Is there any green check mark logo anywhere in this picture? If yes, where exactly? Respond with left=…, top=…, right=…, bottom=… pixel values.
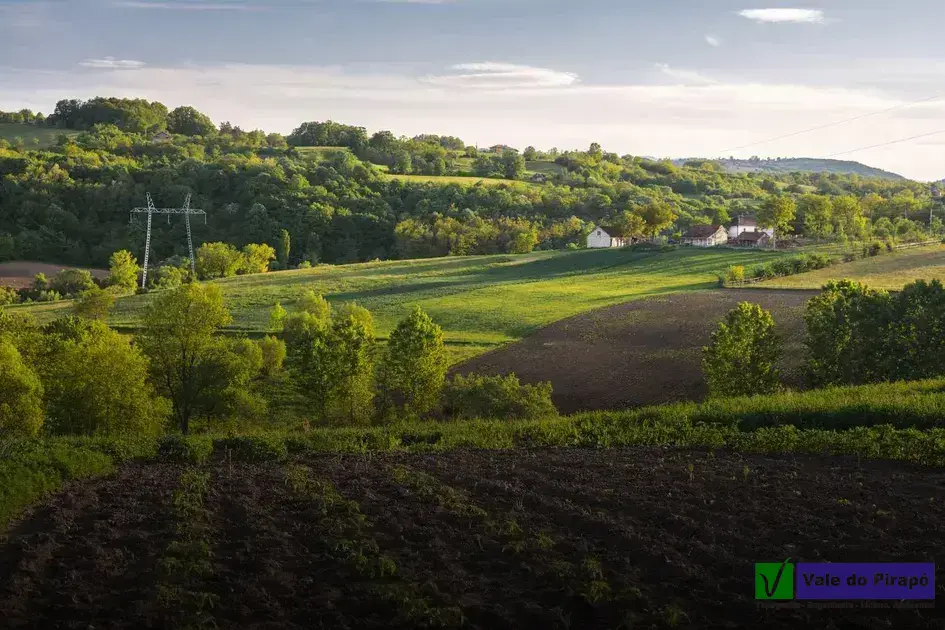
left=755, top=558, right=794, bottom=600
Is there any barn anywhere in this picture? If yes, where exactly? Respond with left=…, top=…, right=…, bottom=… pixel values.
left=680, top=225, right=727, bottom=247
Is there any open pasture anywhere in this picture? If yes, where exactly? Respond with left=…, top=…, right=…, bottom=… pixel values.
left=2, top=447, right=943, bottom=629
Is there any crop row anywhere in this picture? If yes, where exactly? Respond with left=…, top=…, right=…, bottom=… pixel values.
left=391, top=466, right=617, bottom=610
left=156, top=467, right=217, bottom=629
left=283, top=464, right=463, bottom=627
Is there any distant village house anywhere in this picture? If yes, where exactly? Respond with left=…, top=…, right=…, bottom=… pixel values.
left=680, top=225, right=727, bottom=248
left=151, top=131, right=172, bottom=143
left=586, top=225, right=634, bottom=248
left=727, top=214, right=773, bottom=240
left=732, top=230, right=770, bottom=248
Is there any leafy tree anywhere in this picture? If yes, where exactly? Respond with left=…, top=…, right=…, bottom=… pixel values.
left=296, top=289, right=331, bottom=318
left=886, top=280, right=945, bottom=381
left=195, top=242, right=242, bottom=279
left=284, top=311, right=336, bottom=420
left=500, top=151, right=526, bottom=180
left=239, top=243, right=276, bottom=274
left=799, top=194, right=833, bottom=239
left=50, top=268, right=96, bottom=297
left=269, top=301, right=287, bottom=332
left=0, top=338, right=44, bottom=438
left=107, top=250, right=140, bottom=290
left=0, top=287, right=18, bottom=306
left=137, top=283, right=233, bottom=434
left=166, top=106, right=216, bottom=136
left=831, top=196, right=867, bottom=239
left=190, top=338, right=266, bottom=430
left=443, top=373, right=556, bottom=421
left=804, top=280, right=893, bottom=386
left=523, top=146, right=538, bottom=160
left=328, top=311, right=375, bottom=425
left=72, top=286, right=115, bottom=320
left=378, top=307, right=447, bottom=418
left=32, top=273, right=48, bottom=292
left=757, top=195, right=796, bottom=245
left=639, top=201, right=678, bottom=236
left=702, top=302, right=781, bottom=397
left=278, top=229, right=291, bottom=266
left=258, top=335, right=286, bottom=377
left=44, top=321, right=168, bottom=436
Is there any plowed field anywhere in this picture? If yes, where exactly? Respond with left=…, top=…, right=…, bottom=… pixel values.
left=454, top=289, right=816, bottom=413
left=2, top=447, right=944, bottom=629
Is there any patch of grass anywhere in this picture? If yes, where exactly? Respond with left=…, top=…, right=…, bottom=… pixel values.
left=759, top=244, right=945, bottom=290
left=378, top=172, right=529, bottom=187
left=0, top=124, right=79, bottom=148
left=525, top=160, right=567, bottom=177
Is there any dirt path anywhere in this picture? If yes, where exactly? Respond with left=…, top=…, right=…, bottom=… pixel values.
left=453, top=289, right=817, bottom=413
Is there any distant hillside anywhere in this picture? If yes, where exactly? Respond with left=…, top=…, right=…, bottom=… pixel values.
left=0, top=123, right=78, bottom=148
left=673, top=157, right=906, bottom=181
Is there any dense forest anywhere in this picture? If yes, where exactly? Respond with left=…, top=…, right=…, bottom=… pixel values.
left=0, top=97, right=939, bottom=269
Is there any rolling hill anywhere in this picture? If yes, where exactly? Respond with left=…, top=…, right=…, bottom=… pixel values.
left=673, top=157, right=906, bottom=180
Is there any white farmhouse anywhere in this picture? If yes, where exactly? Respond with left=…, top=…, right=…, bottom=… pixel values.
left=680, top=225, right=728, bottom=247
left=587, top=225, right=633, bottom=248
left=728, top=214, right=774, bottom=239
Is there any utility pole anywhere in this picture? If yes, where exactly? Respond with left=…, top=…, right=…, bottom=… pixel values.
left=130, top=193, right=206, bottom=288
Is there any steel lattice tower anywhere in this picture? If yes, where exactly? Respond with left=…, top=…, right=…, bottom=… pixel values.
left=130, top=193, right=206, bottom=288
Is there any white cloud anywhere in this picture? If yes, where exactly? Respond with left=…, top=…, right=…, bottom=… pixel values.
left=738, top=9, right=825, bottom=24
left=114, top=1, right=263, bottom=10
left=79, top=57, right=146, bottom=70
left=4, top=62, right=945, bottom=180
left=656, top=63, right=717, bottom=86
left=705, top=35, right=721, bottom=47
left=421, top=62, right=579, bottom=89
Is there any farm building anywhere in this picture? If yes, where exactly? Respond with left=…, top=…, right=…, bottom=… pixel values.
left=681, top=225, right=727, bottom=247
left=732, top=230, right=770, bottom=247
left=586, top=225, right=634, bottom=248
left=728, top=214, right=773, bottom=239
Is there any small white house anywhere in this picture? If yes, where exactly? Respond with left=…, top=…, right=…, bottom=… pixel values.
left=681, top=225, right=728, bottom=247
left=728, top=214, right=774, bottom=239
left=587, top=225, right=632, bottom=248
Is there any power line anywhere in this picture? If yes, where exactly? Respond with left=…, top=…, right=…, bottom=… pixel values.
left=717, top=93, right=941, bottom=154
left=823, top=128, right=945, bottom=158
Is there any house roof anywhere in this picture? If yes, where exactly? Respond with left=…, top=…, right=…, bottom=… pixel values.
left=682, top=225, right=724, bottom=239
left=734, top=214, right=758, bottom=226
left=597, top=225, right=633, bottom=238
left=735, top=230, right=769, bottom=242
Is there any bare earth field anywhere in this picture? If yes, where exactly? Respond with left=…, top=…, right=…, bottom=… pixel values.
left=1, top=448, right=944, bottom=629
left=455, top=288, right=816, bottom=414
left=0, top=261, right=108, bottom=289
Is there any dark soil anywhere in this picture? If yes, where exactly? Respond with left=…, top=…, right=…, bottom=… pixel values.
left=453, top=288, right=816, bottom=413
left=0, top=261, right=108, bottom=290
left=2, top=448, right=945, bottom=629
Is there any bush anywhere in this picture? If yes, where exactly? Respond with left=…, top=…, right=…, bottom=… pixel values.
left=259, top=335, right=286, bottom=376
left=703, top=302, right=782, bottom=397
left=298, top=260, right=313, bottom=269
left=0, top=339, right=44, bottom=438
left=0, top=286, right=19, bottom=305
left=49, top=268, right=96, bottom=297
left=216, top=435, right=287, bottom=462
left=36, top=289, right=62, bottom=302
left=726, top=265, right=745, bottom=283
left=443, top=373, right=557, bottom=421
left=157, top=434, right=213, bottom=464
left=72, top=286, right=116, bottom=320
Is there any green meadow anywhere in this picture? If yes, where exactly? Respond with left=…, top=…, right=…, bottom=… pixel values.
left=0, top=123, right=78, bottom=147
left=11, top=247, right=793, bottom=362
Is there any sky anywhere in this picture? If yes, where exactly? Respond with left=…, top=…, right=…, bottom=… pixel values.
left=1, top=0, right=944, bottom=180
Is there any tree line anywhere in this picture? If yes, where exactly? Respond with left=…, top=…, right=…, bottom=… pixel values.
left=0, top=282, right=555, bottom=440
left=703, top=278, right=945, bottom=398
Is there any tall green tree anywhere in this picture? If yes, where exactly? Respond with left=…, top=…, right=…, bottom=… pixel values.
left=702, top=302, right=781, bottom=397
left=278, top=229, right=291, bottom=266
left=107, top=250, right=140, bottom=291
left=166, top=105, right=216, bottom=136
left=0, top=338, right=44, bottom=438
left=757, top=195, right=796, bottom=246
left=72, top=286, right=116, bottom=320
left=378, top=307, right=447, bottom=418
left=137, top=283, right=234, bottom=434
left=799, top=194, right=834, bottom=239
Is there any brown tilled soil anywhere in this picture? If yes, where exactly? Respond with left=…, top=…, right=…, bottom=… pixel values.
left=2, top=448, right=945, bottom=629
left=453, top=288, right=817, bottom=413
left=0, top=261, right=108, bottom=289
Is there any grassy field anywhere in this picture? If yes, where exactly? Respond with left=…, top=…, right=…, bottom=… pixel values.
left=758, top=243, right=945, bottom=290
left=379, top=172, right=528, bottom=187
left=0, top=123, right=78, bottom=148
left=10, top=247, right=793, bottom=361
left=525, top=160, right=567, bottom=177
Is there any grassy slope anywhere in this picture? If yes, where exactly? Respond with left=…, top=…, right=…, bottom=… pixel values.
left=0, top=123, right=78, bottom=147
left=758, top=244, right=945, bottom=290
left=379, top=172, right=528, bottom=187
left=11, top=247, right=792, bottom=357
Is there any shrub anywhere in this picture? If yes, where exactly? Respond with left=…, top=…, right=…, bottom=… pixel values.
left=157, top=435, right=213, bottom=464
left=72, top=286, right=116, bottom=320
left=216, top=435, right=287, bottom=462
left=703, top=302, right=781, bottom=398
left=298, top=260, right=313, bottom=269
left=296, top=289, right=331, bottom=318
left=443, top=373, right=556, bottom=421
left=378, top=307, right=447, bottom=419
left=195, top=242, right=242, bottom=279
left=107, top=250, right=140, bottom=290
left=868, top=241, right=883, bottom=256
left=726, top=265, right=745, bottom=283
left=36, top=289, right=61, bottom=302
left=50, top=268, right=96, bottom=297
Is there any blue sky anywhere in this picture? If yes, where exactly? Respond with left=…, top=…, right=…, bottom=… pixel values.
left=2, top=0, right=944, bottom=179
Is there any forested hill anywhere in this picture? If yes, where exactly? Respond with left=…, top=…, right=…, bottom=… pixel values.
left=0, top=97, right=936, bottom=269
left=713, top=158, right=905, bottom=180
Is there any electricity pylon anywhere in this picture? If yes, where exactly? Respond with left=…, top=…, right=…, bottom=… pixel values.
left=130, top=193, right=206, bottom=288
